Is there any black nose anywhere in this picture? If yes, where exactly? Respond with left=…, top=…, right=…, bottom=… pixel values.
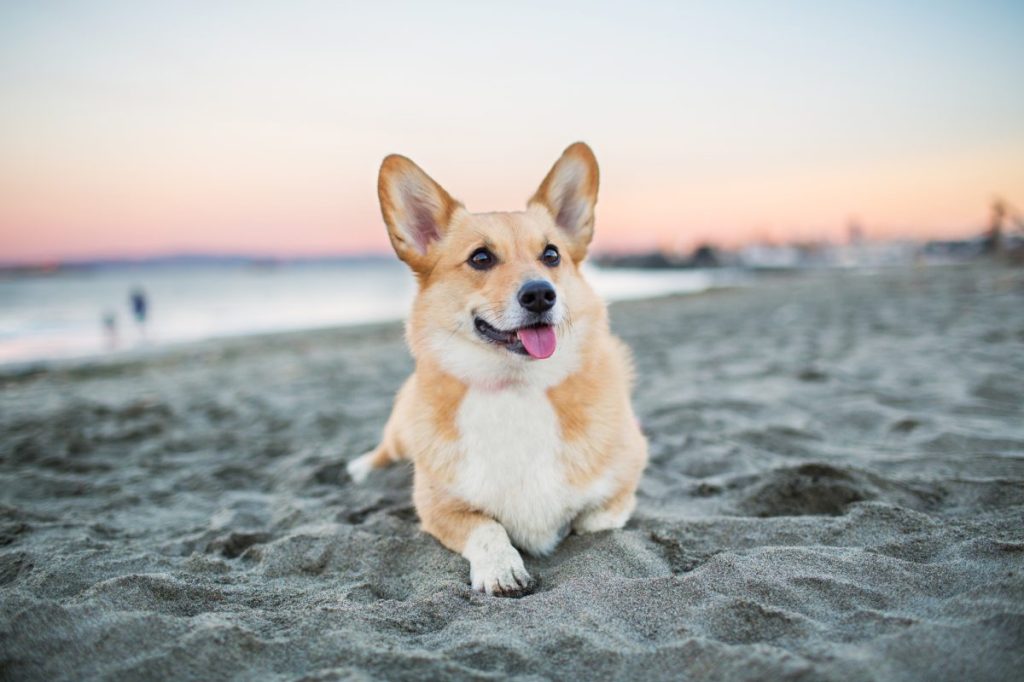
left=518, top=280, right=556, bottom=313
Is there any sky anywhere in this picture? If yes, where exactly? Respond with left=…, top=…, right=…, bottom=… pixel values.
left=1, top=1, right=1023, bottom=263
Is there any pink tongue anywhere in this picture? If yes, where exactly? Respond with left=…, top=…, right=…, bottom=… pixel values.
left=517, top=325, right=557, bottom=359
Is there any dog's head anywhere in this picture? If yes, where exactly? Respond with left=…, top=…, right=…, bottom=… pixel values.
left=378, top=142, right=605, bottom=384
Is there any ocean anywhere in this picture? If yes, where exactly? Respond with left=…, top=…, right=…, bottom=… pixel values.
left=0, top=260, right=738, bottom=365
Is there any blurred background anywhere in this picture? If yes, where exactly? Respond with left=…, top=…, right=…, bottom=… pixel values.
left=2, top=0, right=1022, bottom=364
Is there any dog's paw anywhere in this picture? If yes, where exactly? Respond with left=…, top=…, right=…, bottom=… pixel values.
left=346, top=452, right=375, bottom=484
left=572, top=507, right=629, bottom=534
left=470, top=549, right=535, bottom=597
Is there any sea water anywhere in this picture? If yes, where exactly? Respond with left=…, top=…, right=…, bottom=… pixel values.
left=0, top=260, right=737, bottom=365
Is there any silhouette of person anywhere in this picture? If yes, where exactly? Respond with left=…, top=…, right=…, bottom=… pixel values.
left=130, top=287, right=148, bottom=339
left=102, top=310, right=119, bottom=349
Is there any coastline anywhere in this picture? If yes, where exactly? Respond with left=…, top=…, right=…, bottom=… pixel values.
left=0, top=262, right=742, bottom=368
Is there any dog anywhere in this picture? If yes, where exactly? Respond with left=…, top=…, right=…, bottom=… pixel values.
left=347, top=142, right=648, bottom=597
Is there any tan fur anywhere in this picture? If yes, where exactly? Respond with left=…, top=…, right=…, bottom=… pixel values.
left=352, top=142, right=648, bottom=596
left=548, top=333, right=637, bottom=488
left=529, top=142, right=600, bottom=263
left=413, top=467, right=488, bottom=554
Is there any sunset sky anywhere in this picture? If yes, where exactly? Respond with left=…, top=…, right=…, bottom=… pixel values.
left=2, top=1, right=1023, bottom=263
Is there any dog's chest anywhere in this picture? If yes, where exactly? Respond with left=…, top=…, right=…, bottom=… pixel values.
left=452, top=386, right=580, bottom=553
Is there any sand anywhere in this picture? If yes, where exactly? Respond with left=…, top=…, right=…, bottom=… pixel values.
left=2, top=264, right=1023, bottom=681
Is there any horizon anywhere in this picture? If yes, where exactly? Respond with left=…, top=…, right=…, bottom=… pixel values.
left=0, top=229, right=983, bottom=270
left=2, top=1, right=1023, bottom=263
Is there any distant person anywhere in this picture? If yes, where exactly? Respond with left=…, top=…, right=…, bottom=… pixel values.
left=101, top=310, right=119, bottom=349
left=130, top=287, right=148, bottom=339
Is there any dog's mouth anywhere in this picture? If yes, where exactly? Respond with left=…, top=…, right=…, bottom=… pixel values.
left=474, top=317, right=557, bottom=360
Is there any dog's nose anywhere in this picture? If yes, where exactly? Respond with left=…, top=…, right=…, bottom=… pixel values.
left=518, top=280, right=556, bottom=313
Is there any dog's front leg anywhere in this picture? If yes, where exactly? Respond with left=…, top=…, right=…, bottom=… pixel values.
left=414, top=471, right=535, bottom=597
left=462, top=521, right=534, bottom=597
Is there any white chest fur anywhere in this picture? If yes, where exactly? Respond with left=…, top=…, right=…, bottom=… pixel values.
left=453, top=386, right=596, bottom=555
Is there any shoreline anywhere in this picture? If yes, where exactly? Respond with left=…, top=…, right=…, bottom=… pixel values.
left=0, top=269, right=760, bottom=380
left=3, top=261, right=978, bottom=374
left=0, top=262, right=749, bottom=371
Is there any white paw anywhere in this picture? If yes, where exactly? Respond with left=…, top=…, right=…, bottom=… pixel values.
left=572, top=507, right=630, bottom=534
left=463, top=523, right=536, bottom=597
left=346, top=452, right=375, bottom=484
left=470, top=549, right=535, bottom=597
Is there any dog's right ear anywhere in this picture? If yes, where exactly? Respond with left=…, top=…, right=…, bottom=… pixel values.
left=378, top=154, right=461, bottom=271
left=528, top=142, right=599, bottom=262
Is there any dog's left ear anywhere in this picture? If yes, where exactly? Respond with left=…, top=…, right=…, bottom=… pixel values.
left=378, top=154, right=462, bottom=273
left=529, top=142, right=600, bottom=261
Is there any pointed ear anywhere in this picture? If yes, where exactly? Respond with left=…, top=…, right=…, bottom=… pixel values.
left=528, top=142, right=599, bottom=261
left=378, top=154, right=462, bottom=270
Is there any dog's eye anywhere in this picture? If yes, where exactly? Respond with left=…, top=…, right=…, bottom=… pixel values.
left=541, top=245, right=560, bottom=267
left=468, top=248, right=496, bottom=270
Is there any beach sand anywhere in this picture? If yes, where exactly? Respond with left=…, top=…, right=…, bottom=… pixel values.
left=2, top=264, right=1023, bottom=681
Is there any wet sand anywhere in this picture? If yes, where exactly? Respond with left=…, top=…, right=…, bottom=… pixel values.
left=2, top=264, right=1023, bottom=681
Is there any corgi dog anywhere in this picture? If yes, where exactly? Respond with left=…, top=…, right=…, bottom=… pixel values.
left=347, top=142, right=648, bottom=597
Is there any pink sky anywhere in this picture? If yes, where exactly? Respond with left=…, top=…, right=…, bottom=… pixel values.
left=2, top=2, right=1022, bottom=263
